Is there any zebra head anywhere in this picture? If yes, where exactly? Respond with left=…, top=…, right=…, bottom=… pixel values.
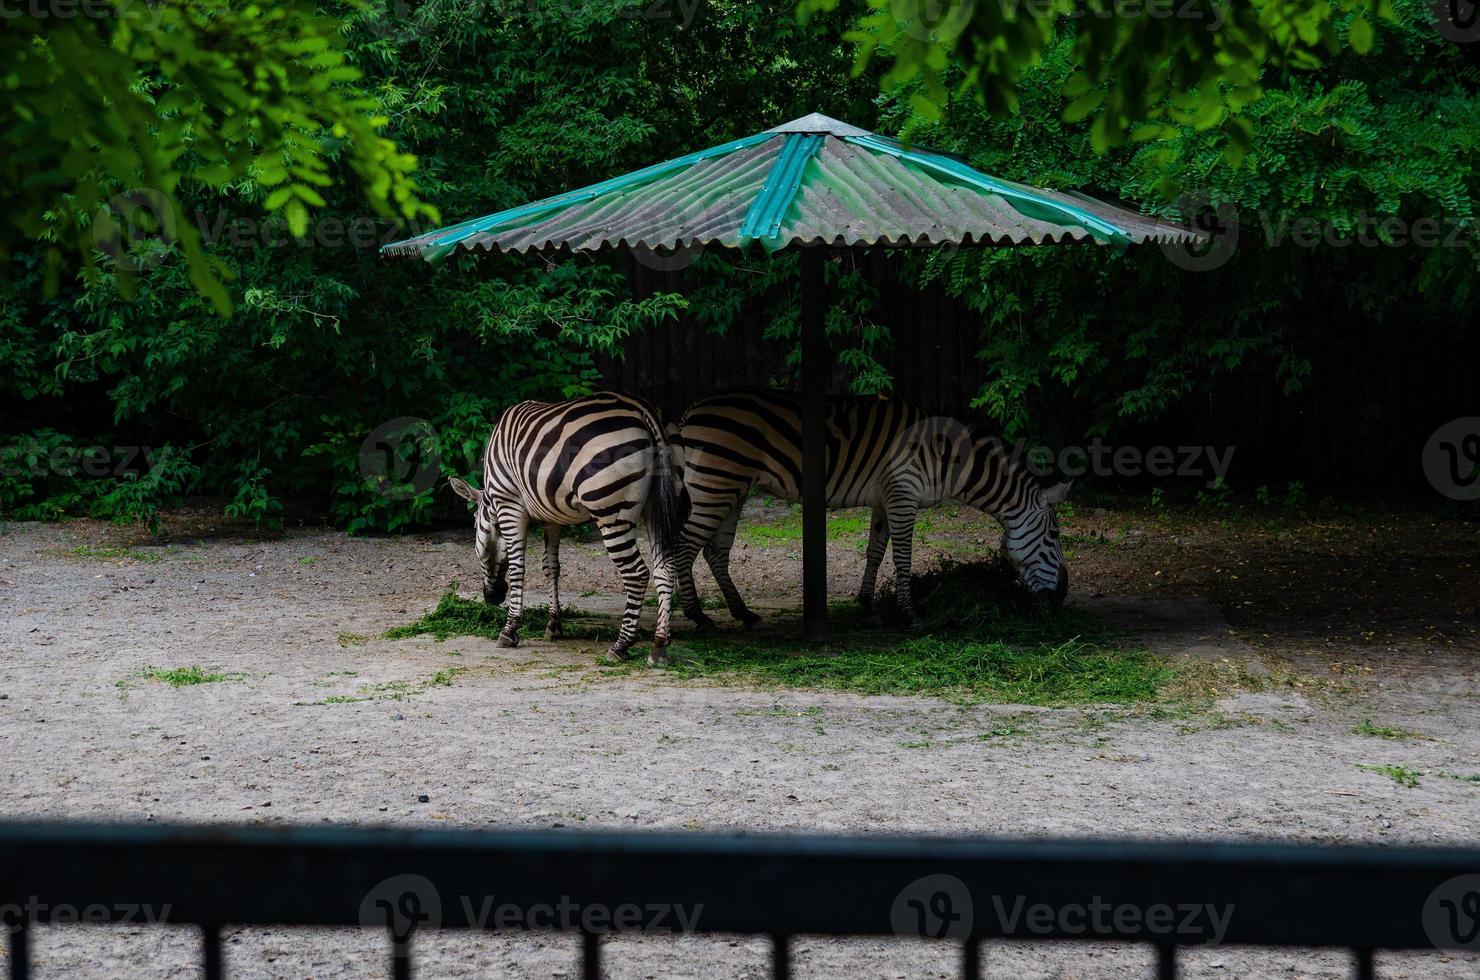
left=949, top=433, right=1071, bottom=609
left=448, top=476, right=507, bottom=605
left=999, top=480, right=1071, bottom=609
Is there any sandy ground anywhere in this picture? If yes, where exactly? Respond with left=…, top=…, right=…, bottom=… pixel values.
left=2, top=502, right=1478, bottom=979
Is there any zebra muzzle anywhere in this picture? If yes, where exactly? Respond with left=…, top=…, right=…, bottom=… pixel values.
left=484, top=579, right=508, bottom=605
left=1040, top=565, right=1069, bottom=611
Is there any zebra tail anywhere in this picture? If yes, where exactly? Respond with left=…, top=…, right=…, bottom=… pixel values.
left=643, top=416, right=688, bottom=560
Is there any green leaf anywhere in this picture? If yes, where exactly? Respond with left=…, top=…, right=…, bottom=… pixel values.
left=284, top=200, right=308, bottom=239
left=1063, top=90, right=1104, bottom=124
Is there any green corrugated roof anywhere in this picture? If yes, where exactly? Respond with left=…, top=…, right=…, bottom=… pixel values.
left=382, top=113, right=1201, bottom=261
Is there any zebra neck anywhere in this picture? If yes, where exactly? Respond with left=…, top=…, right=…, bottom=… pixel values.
left=957, top=442, right=1038, bottom=523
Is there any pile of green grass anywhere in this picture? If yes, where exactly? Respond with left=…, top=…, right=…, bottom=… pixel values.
left=140, top=666, right=239, bottom=687
left=64, top=545, right=168, bottom=563
left=659, top=632, right=1168, bottom=706
left=384, top=592, right=611, bottom=642
left=657, top=562, right=1167, bottom=706
left=875, top=557, right=1047, bottom=630
left=384, top=562, right=1176, bottom=707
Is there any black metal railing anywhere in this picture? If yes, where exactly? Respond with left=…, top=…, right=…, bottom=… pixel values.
left=1, top=822, right=1477, bottom=979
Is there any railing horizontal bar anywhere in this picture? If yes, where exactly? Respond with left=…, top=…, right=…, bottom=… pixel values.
left=0, top=822, right=1475, bottom=951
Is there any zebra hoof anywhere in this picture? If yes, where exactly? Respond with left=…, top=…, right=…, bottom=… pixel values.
left=687, top=611, right=718, bottom=632
left=496, top=631, right=520, bottom=648
left=544, top=623, right=563, bottom=641
left=905, top=618, right=926, bottom=632
left=647, top=644, right=672, bottom=666
left=739, top=613, right=765, bottom=631
left=606, top=642, right=633, bottom=662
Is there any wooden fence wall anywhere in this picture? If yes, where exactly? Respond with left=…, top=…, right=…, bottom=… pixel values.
left=601, top=256, right=1478, bottom=491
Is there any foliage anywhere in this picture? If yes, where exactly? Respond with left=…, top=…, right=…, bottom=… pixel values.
left=3, top=0, right=436, bottom=312
left=1, top=429, right=197, bottom=531
left=875, top=2, right=1480, bottom=440
left=3, top=0, right=878, bottom=532
left=682, top=251, right=895, bottom=394
left=802, top=0, right=1393, bottom=167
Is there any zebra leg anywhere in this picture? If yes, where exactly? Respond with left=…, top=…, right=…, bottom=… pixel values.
left=597, top=517, right=648, bottom=661
left=541, top=525, right=563, bottom=640
left=885, top=492, right=924, bottom=629
left=703, top=502, right=761, bottom=628
left=495, top=508, right=530, bottom=648
left=648, top=549, right=675, bottom=666
left=677, top=484, right=748, bottom=629
left=675, top=539, right=715, bottom=631
left=858, top=505, right=890, bottom=624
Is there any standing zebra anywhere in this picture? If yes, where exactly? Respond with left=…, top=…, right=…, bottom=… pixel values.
left=449, top=392, right=686, bottom=664
left=672, top=387, right=1070, bottom=630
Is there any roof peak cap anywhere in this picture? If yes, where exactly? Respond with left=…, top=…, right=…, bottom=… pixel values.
left=766, top=113, right=872, bottom=137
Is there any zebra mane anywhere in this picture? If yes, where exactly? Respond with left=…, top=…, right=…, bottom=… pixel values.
left=964, top=428, right=1055, bottom=504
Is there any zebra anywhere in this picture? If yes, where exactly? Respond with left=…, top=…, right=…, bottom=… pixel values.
left=671, top=387, right=1071, bottom=630
left=448, top=392, right=686, bottom=664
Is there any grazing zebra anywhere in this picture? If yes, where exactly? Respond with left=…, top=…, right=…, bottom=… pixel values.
left=449, top=392, right=686, bottom=663
left=672, top=387, right=1070, bottom=629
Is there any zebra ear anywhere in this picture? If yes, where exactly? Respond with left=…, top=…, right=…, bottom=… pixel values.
left=448, top=476, right=479, bottom=502
left=1042, top=480, right=1073, bottom=506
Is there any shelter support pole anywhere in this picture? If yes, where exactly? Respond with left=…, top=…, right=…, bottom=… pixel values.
left=800, top=248, right=829, bottom=642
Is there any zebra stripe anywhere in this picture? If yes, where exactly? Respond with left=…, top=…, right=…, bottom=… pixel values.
left=450, top=392, right=685, bottom=663
left=672, top=387, right=1069, bottom=629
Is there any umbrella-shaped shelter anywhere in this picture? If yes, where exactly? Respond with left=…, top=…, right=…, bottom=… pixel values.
left=383, top=112, right=1200, bottom=639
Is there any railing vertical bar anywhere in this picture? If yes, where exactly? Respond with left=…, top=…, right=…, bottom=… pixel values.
left=1156, top=943, right=1176, bottom=980
left=582, top=931, right=601, bottom=980
left=962, top=937, right=981, bottom=980
left=772, top=933, right=790, bottom=980
left=8, top=920, right=28, bottom=980
left=1354, top=948, right=1375, bottom=980
left=391, top=929, right=411, bottom=980
left=202, top=924, right=223, bottom=980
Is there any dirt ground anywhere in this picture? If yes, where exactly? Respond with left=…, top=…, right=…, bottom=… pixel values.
left=2, top=499, right=1478, bottom=979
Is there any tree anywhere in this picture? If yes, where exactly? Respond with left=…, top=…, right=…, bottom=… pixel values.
left=2, top=0, right=436, bottom=313
left=802, top=0, right=1396, bottom=169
